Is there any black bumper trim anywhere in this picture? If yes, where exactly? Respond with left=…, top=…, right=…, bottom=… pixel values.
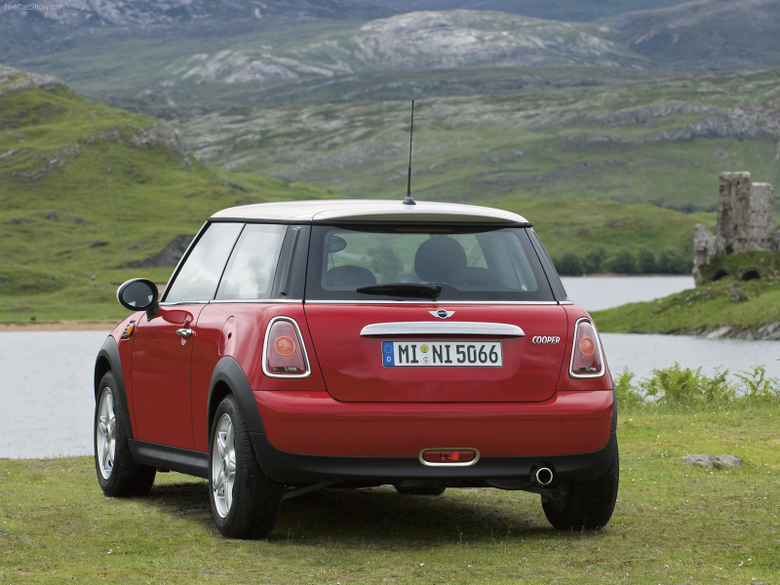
left=250, top=432, right=616, bottom=486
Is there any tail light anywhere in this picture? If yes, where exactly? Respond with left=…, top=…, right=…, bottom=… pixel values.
left=262, top=317, right=311, bottom=378
left=569, top=318, right=605, bottom=379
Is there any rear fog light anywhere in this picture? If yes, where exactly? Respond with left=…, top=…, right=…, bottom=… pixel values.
left=420, top=449, right=479, bottom=466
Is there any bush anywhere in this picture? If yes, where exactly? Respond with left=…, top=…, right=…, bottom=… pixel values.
left=614, top=368, right=644, bottom=411
left=557, top=250, right=583, bottom=276
left=642, top=363, right=734, bottom=409
left=656, top=248, right=693, bottom=274
left=637, top=248, right=656, bottom=274
left=582, top=247, right=605, bottom=273
left=734, top=365, right=780, bottom=405
left=607, top=249, right=637, bottom=274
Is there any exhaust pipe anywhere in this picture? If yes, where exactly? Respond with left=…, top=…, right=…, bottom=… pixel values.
left=532, top=467, right=554, bottom=487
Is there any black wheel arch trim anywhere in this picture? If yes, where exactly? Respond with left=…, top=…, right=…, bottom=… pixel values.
left=94, top=335, right=135, bottom=441
left=207, top=356, right=266, bottom=446
left=249, top=432, right=617, bottom=486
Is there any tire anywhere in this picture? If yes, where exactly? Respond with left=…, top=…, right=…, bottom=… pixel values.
left=542, top=440, right=619, bottom=531
left=394, top=484, right=446, bottom=496
left=94, top=371, right=156, bottom=497
left=209, top=395, right=282, bottom=539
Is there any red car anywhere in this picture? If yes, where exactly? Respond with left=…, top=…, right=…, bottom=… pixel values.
left=93, top=199, right=618, bottom=539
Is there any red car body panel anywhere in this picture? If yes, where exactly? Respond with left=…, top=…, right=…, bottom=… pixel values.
left=255, top=389, right=613, bottom=457
left=189, top=302, right=328, bottom=452
left=303, top=303, right=568, bottom=403
left=130, top=305, right=203, bottom=449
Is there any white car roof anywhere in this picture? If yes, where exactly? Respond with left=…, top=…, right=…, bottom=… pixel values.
left=210, top=199, right=530, bottom=224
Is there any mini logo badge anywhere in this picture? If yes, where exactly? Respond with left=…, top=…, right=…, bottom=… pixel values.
left=429, top=309, right=455, bottom=320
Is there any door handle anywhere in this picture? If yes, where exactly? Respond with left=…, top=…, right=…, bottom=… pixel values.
left=176, top=328, right=195, bottom=339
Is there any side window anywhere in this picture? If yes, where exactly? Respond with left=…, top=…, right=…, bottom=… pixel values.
left=164, top=222, right=244, bottom=303
left=216, top=224, right=287, bottom=300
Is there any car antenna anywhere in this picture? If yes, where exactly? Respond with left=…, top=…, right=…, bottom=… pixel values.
left=403, top=99, right=416, bottom=206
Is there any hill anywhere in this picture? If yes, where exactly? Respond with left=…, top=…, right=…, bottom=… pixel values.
left=1, top=64, right=722, bottom=323
left=0, top=65, right=331, bottom=323
left=172, top=66, right=780, bottom=213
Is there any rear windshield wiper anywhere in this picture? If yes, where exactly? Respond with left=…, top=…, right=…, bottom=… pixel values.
left=356, top=283, right=442, bottom=299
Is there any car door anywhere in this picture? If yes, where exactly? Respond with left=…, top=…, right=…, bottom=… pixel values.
left=130, top=222, right=244, bottom=449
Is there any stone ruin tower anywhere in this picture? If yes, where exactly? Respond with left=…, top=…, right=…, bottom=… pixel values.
left=692, top=172, right=778, bottom=285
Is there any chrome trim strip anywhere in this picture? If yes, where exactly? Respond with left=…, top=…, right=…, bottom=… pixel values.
left=305, top=300, right=561, bottom=306
left=419, top=448, right=481, bottom=468
left=360, top=322, right=525, bottom=337
left=262, top=316, right=312, bottom=379
left=568, top=318, right=606, bottom=379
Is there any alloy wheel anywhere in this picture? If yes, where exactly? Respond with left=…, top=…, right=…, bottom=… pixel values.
left=211, top=413, right=236, bottom=518
left=96, top=387, right=116, bottom=480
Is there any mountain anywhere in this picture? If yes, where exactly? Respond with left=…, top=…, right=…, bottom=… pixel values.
left=352, top=0, right=693, bottom=22
left=3, top=0, right=780, bottom=96
left=607, top=0, right=780, bottom=71
left=0, top=0, right=393, bottom=29
left=0, top=65, right=330, bottom=322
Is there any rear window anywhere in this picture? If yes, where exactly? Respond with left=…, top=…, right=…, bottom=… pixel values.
left=306, top=225, right=555, bottom=302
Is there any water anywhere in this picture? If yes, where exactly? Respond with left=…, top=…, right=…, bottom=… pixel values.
left=0, top=276, right=777, bottom=459
left=560, top=275, right=695, bottom=312
left=0, top=330, right=108, bottom=459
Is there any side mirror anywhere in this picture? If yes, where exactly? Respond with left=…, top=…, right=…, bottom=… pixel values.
left=117, top=278, right=160, bottom=320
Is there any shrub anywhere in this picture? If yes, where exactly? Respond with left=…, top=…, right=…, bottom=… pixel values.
left=557, top=250, right=583, bottom=276
left=641, top=363, right=734, bottom=409
left=637, top=248, right=656, bottom=274
left=582, top=246, right=605, bottom=273
left=614, top=367, right=644, bottom=411
left=607, top=249, right=637, bottom=274
left=734, top=365, right=780, bottom=405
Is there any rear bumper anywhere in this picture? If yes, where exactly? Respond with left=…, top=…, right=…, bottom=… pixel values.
left=251, top=389, right=615, bottom=485
left=250, top=431, right=617, bottom=486
left=254, top=389, right=614, bottom=458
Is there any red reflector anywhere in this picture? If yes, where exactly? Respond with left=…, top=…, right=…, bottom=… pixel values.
left=422, top=450, right=476, bottom=464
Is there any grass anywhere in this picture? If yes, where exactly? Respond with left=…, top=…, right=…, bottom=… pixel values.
left=1, top=405, right=778, bottom=584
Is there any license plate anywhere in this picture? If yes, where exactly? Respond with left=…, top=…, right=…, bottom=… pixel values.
left=382, top=341, right=502, bottom=367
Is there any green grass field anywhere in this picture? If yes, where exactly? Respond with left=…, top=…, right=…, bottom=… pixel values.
left=2, top=406, right=778, bottom=584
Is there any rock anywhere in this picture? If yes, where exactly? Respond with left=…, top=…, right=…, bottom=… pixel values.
left=90, top=240, right=108, bottom=248
left=692, top=224, right=716, bottom=286
left=728, top=281, right=745, bottom=301
left=681, top=454, right=743, bottom=469
left=705, top=325, right=733, bottom=339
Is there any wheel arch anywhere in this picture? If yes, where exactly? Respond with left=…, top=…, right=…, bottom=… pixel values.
left=207, top=356, right=266, bottom=446
left=94, top=335, right=134, bottom=440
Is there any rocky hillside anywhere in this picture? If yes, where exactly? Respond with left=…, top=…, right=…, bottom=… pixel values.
left=174, top=66, right=780, bottom=211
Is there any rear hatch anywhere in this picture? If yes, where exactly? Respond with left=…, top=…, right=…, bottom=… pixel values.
left=304, top=303, right=568, bottom=403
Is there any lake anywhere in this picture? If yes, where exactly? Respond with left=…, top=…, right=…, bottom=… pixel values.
left=1, top=275, right=778, bottom=459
